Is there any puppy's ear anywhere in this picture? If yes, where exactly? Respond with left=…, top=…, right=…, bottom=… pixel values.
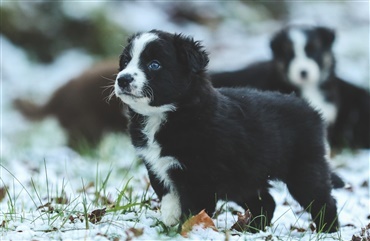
left=316, top=27, right=335, bottom=49
left=174, top=34, right=209, bottom=73
left=270, top=31, right=286, bottom=58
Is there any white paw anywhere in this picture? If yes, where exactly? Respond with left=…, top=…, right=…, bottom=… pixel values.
left=161, top=192, right=181, bottom=226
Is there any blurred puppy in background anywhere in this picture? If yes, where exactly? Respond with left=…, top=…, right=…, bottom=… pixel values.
left=14, top=61, right=128, bottom=152
left=212, top=25, right=370, bottom=150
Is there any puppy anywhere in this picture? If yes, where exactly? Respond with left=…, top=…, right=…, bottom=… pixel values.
left=114, top=30, right=339, bottom=233
left=212, top=25, right=370, bottom=150
left=14, top=61, right=128, bottom=151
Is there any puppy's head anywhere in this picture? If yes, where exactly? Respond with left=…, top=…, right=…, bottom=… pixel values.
left=270, top=26, right=335, bottom=88
left=115, top=30, right=209, bottom=116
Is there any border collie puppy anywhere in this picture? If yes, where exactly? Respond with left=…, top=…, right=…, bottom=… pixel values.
left=114, top=30, right=339, bottom=233
left=14, top=61, right=127, bottom=151
left=212, top=26, right=369, bottom=150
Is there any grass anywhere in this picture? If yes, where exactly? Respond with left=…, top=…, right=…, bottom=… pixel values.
left=0, top=165, right=361, bottom=241
left=0, top=166, right=347, bottom=241
left=1, top=132, right=367, bottom=240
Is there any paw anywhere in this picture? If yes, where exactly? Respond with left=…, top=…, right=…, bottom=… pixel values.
left=161, top=193, right=181, bottom=226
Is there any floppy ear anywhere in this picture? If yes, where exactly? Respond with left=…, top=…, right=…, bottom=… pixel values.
left=173, top=33, right=209, bottom=74
left=270, top=31, right=286, bottom=58
left=316, top=27, right=335, bottom=49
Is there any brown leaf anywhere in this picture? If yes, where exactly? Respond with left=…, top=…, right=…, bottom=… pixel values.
left=231, top=210, right=253, bottom=232
left=265, top=234, right=273, bottom=241
left=181, top=209, right=217, bottom=237
left=127, top=227, right=144, bottom=237
left=290, top=225, right=306, bottom=232
left=309, top=223, right=316, bottom=232
left=52, top=195, right=69, bottom=205
left=89, top=208, right=106, bottom=224
left=0, top=186, right=8, bottom=202
left=351, top=235, right=362, bottom=241
left=77, top=182, right=94, bottom=193
left=0, top=220, right=6, bottom=228
left=37, top=202, right=54, bottom=213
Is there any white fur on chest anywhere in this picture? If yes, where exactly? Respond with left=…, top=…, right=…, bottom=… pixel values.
left=302, top=86, right=338, bottom=125
left=136, top=113, right=182, bottom=190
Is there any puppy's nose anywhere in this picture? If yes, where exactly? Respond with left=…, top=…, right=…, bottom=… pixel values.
left=300, top=70, right=308, bottom=79
left=117, top=74, right=134, bottom=89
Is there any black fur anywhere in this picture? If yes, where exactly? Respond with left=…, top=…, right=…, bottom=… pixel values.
left=116, top=30, right=339, bottom=233
left=211, top=26, right=370, bottom=150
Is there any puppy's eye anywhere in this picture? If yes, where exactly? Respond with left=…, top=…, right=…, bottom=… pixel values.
left=148, top=60, right=161, bottom=71
left=121, top=59, right=130, bottom=68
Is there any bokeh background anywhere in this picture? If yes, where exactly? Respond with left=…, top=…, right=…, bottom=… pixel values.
left=1, top=2, right=369, bottom=240
left=2, top=1, right=369, bottom=151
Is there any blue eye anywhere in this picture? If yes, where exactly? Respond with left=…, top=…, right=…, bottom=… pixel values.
left=148, top=60, right=161, bottom=71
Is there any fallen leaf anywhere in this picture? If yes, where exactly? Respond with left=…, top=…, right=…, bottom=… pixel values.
left=89, top=208, right=106, bottom=224
left=127, top=227, right=144, bottom=237
left=309, top=223, right=316, bottom=232
left=37, top=202, right=54, bottom=213
left=351, top=235, right=362, bottom=241
left=0, top=220, right=6, bottom=228
left=265, top=234, right=273, bottom=241
left=52, top=195, right=69, bottom=204
left=181, top=209, right=217, bottom=237
left=231, top=210, right=253, bottom=232
left=290, top=225, right=306, bottom=232
left=77, top=182, right=94, bottom=193
left=0, top=186, right=8, bottom=202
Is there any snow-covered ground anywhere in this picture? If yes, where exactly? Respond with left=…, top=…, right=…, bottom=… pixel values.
left=1, top=2, right=369, bottom=240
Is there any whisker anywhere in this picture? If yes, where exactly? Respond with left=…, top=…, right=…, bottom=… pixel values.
left=108, top=91, right=118, bottom=103
left=143, top=85, right=154, bottom=102
left=101, top=83, right=115, bottom=90
left=101, top=75, right=116, bottom=83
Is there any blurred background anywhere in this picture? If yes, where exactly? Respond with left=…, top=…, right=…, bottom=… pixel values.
left=1, top=3, right=369, bottom=239
left=1, top=0, right=369, bottom=157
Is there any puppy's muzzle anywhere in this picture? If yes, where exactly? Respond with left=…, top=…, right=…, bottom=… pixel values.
left=117, top=74, right=134, bottom=90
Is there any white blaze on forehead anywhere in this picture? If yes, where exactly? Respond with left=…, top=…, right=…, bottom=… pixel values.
left=287, top=28, right=320, bottom=87
left=289, top=29, right=307, bottom=58
left=115, top=33, right=158, bottom=109
left=117, top=32, right=158, bottom=79
left=130, top=32, right=159, bottom=62
left=288, top=29, right=337, bottom=125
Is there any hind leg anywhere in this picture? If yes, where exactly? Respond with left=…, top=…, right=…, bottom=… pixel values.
left=286, top=162, right=338, bottom=233
left=237, top=190, right=276, bottom=232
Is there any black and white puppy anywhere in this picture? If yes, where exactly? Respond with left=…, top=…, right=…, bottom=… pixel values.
left=212, top=25, right=370, bottom=150
left=114, top=30, right=339, bottom=233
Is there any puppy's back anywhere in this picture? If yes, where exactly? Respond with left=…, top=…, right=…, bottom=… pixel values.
left=218, top=87, right=325, bottom=170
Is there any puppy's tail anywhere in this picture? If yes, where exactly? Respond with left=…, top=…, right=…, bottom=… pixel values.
left=331, top=172, right=345, bottom=189
left=13, top=99, right=49, bottom=121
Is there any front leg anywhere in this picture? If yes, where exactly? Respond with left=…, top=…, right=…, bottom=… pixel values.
left=146, top=164, right=168, bottom=200
left=146, top=166, right=181, bottom=226
left=161, top=191, right=182, bottom=226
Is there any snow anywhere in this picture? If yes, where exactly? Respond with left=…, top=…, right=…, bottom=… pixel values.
left=1, top=2, right=369, bottom=240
